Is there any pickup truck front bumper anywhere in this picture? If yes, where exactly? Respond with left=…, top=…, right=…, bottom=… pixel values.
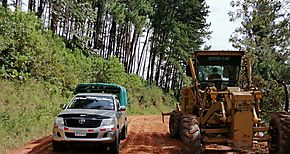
left=52, top=126, right=117, bottom=143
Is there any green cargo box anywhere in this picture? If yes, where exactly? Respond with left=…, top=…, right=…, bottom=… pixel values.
left=74, top=83, right=128, bottom=107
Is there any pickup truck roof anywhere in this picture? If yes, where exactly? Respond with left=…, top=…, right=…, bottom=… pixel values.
left=74, top=83, right=128, bottom=107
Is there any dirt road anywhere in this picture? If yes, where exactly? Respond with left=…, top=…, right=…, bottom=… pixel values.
left=8, top=115, right=191, bottom=154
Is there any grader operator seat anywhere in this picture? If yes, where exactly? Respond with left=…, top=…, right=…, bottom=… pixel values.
left=187, top=50, right=244, bottom=90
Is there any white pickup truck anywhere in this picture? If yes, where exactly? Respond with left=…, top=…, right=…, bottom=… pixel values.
left=52, top=92, right=128, bottom=154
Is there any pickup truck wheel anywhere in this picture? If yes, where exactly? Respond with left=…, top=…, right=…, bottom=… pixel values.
left=52, top=141, right=64, bottom=152
left=109, top=133, right=120, bottom=154
left=120, top=123, right=128, bottom=140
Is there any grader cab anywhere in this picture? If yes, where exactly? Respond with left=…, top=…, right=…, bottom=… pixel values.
left=166, top=50, right=275, bottom=153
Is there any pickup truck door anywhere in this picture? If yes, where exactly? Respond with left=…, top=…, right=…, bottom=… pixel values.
left=116, top=99, right=124, bottom=131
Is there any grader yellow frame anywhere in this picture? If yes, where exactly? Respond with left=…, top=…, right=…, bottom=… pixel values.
left=165, top=50, right=271, bottom=152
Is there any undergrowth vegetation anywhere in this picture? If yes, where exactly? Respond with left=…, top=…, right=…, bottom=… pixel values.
left=0, top=8, right=175, bottom=153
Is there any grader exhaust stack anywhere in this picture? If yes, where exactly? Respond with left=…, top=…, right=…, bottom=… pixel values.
left=164, top=50, right=275, bottom=153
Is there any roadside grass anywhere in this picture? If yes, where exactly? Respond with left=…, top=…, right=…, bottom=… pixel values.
left=0, top=79, right=65, bottom=154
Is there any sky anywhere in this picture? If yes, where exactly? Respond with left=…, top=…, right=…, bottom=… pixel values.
left=205, top=0, right=241, bottom=50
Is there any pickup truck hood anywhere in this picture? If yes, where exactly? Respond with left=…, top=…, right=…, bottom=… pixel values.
left=58, top=109, right=115, bottom=118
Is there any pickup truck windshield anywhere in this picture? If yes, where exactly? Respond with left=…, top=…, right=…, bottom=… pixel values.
left=68, top=96, right=115, bottom=110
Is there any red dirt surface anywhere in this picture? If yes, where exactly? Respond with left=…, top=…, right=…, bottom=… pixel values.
left=7, top=115, right=191, bottom=154
left=7, top=115, right=268, bottom=154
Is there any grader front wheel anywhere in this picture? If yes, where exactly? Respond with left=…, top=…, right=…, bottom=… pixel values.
left=269, top=112, right=290, bottom=154
left=180, top=114, right=202, bottom=153
left=169, top=110, right=181, bottom=138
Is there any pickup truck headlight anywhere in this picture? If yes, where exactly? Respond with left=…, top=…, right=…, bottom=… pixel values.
left=55, top=117, right=64, bottom=126
left=101, top=118, right=115, bottom=126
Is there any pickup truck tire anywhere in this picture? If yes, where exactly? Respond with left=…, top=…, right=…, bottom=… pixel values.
left=52, top=141, right=64, bottom=152
left=120, top=122, right=128, bottom=140
left=269, top=112, right=290, bottom=154
left=109, top=133, right=120, bottom=154
left=180, top=114, right=201, bottom=154
left=169, top=110, right=181, bottom=138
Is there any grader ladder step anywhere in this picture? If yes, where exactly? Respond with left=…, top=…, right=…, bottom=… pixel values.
left=253, top=127, right=268, bottom=132
left=204, top=128, right=230, bottom=134
left=253, top=134, right=271, bottom=142
left=203, top=137, right=228, bottom=144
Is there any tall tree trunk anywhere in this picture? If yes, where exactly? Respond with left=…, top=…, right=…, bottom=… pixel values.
left=147, top=30, right=156, bottom=81
left=171, top=67, right=177, bottom=91
left=119, top=27, right=124, bottom=61
left=155, top=53, right=164, bottom=86
left=142, top=41, right=150, bottom=78
left=2, top=0, right=8, bottom=8
left=108, top=18, right=116, bottom=58
left=119, top=27, right=126, bottom=61
left=136, top=29, right=149, bottom=75
left=127, top=29, right=137, bottom=72
left=62, top=7, right=67, bottom=37
left=36, top=0, right=45, bottom=18
left=28, top=0, right=33, bottom=11
left=67, top=18, right=74, bottom=40
left=165, top=65, right=173, bottom=92
left=101, top=15, right=107, bottom=57
left=124, top=24, right=131, bottom=69
left=130, top=32, right=140, bottom=73
left=93, top=1, right=104, bottom=50
left=146, top=50, right=152, bottom=81
left=50, top=1, right=58, bottom=33
left=149, top=51, right=157, bottom=84
left=116, top=26, right=122, bottom=59
left=283, top=84, right=289, bottom=112
left=161, top=60, right=169, bottom=87
left=87, top=22, right=93, bottom=48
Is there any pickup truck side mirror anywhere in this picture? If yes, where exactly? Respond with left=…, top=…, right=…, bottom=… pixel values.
left=60, top=104, right=67, bottom=109
left=118, top=106, right=126, bottom=112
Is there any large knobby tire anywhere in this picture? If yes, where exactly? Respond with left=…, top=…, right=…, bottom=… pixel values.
left=52, top=140, right=65, bottom=152
left=269, top=112, right=290, bottom=154
left=169, top=110, right=182, bottom=138
left=180, top=114, right=202, bottom=154
left=109, top=132, right=120, bottom=154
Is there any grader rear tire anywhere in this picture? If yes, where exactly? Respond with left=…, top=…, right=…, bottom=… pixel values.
left=269, top=112, right=290, bottom=154
left=169, top=110, right=181, bottom=138
left=180, top=114, right=201, bottom=154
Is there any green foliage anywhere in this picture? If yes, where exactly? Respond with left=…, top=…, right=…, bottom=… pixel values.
left=0, top=9, right=41, bottom=80
left=230, top=0, right=290, bottom=115
left=0, top=8, right=176, bottom=153
left=0, top=79, right=65, bottom=153
left=127, top=85, right=175, bottom=115
left=149, top=0, right=211, bottom=85
left=95, top=57, right=128, bottom=85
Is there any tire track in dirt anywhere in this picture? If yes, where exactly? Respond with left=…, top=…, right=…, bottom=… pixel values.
left=120, top=115, right=191, bottom=154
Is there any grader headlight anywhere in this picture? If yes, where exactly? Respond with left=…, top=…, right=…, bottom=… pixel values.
left=255, top=92, right=262, bottom=99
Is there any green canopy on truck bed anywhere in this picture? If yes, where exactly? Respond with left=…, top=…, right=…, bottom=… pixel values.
left=74, top=83, right=128, bottom=107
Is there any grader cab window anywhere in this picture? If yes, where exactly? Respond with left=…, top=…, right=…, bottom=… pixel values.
left=196, top=56, right=241, bottom=89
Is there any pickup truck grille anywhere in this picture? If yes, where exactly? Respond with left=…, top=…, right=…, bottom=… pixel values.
left=65, top=132, right=98, bottom=138
left=64, top=118, right=102, bottom=128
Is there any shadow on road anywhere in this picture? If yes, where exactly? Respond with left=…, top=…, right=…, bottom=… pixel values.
left=46, top=145, right=110, bottom=154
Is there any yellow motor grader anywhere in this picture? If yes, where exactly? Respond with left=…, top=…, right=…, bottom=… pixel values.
left=163, top=50, right=290, bottom=153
